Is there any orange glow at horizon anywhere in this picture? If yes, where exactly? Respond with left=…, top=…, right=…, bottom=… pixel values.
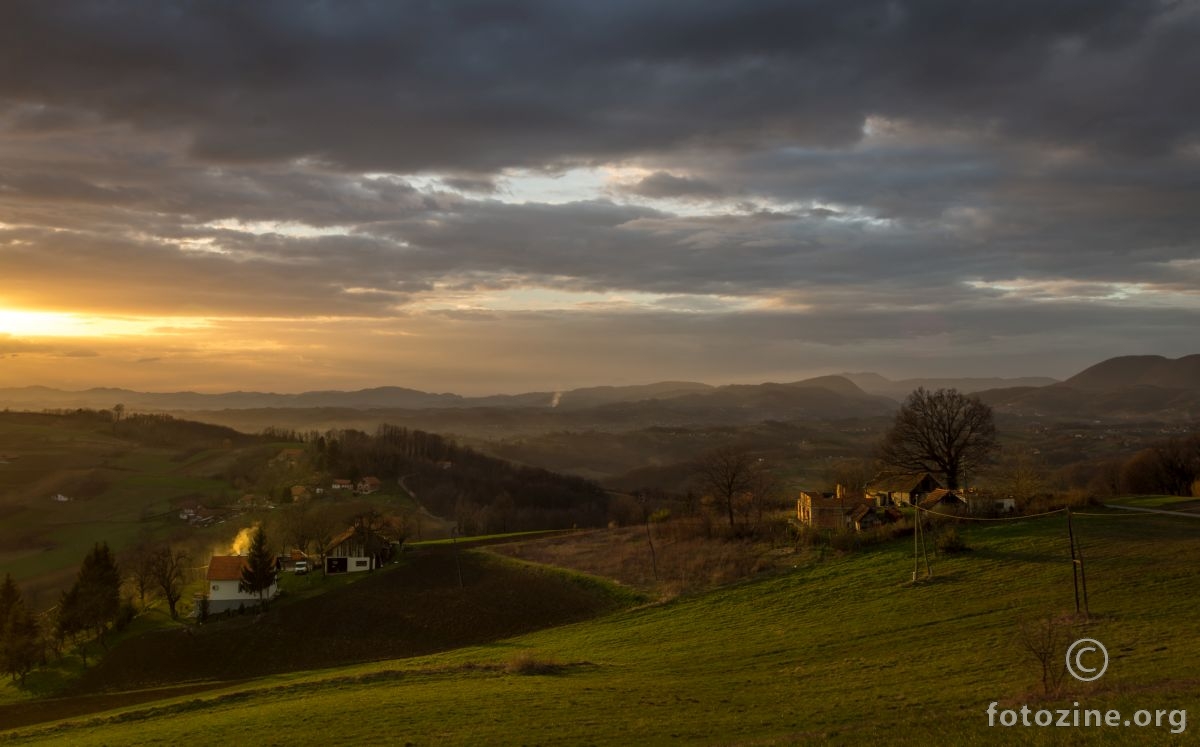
left=0, top=308, right=211, bottom=339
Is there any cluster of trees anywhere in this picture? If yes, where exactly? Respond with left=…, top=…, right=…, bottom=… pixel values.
left=127, top=542, right=190, bottom=619
left=0, top=543, right=131, bottom=686
left=56, top=543, right=122, bottom=665
left=692, top=446, right=783, bottom=529
left=308, top=425, right=610, bottom=532
left=1077, top=432, right=1200, bottom=497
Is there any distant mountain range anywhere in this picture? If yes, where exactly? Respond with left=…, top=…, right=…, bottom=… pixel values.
left=1, top=354, right=1195, bottom=425
left=977, top=354, right=1200, bottom=420
left=839, top=373, right=1060, bottom=400
left=0, top=376, right=892, bottom=423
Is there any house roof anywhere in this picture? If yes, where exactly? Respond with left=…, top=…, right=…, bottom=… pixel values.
left=868, top=472, right=944, bottom=494
left=327, top=527, right=358, bottom=551
left=919, top=489, right=967, bottom=509
left=799, top=490, right=870, bottom=511
left=359, top=476, right=382, bottom=486
left=207, top=555, right=248, bottom=581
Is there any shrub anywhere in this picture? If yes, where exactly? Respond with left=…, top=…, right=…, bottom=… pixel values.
left=504, top=650, right=563, bottom=675
left=935, top=526, right=970, bottom=555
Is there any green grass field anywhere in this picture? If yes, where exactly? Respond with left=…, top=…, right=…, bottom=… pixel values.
left=2, top=507, right=1196, bottom=744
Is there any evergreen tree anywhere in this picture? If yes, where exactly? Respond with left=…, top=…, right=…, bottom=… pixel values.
left=2, top=599, right=41, bottom=685
left=65, top=543, right=121, bottom=646
left=240, top=526, right=277, bottom=610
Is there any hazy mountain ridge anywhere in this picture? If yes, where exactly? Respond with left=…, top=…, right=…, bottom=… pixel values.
left=840, top=372, right=1060, bottom=399
left=977, top=354, right=1200, bottom=420
left=0, top=377, right=842, bottom=414
left=1062, top=354, right=1200, bottom=391
left=4, top=355, right=1195, bottom=425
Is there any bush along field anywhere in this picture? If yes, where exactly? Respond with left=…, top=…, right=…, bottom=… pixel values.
left=1, top=506, right=1196, bottom=745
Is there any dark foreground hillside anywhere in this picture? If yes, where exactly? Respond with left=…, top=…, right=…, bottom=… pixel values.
left=66, top=547, right=636, bottom=694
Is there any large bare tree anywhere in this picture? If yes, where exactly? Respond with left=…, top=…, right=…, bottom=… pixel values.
left=878, top=387, right=997, bottom=490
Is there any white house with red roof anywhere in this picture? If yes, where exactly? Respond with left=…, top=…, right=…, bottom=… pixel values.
left=205, top=555, right=278, bottom=614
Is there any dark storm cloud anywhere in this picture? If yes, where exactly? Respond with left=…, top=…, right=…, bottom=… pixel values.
left=2, top=1, right=1195, bottom=173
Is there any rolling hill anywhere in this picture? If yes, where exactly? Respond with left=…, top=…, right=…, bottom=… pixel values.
left=841, top=372, right=1060, bottom=400
left=2, top=508, right=1197, bottom=743
left=978, top=354, right=1200, bottom=421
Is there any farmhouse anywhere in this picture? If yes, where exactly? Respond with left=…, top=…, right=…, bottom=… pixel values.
left=325, top=519, right=404, bottom=574
left=797, top=485, right=874, bottom=531
left=205, top=555, right=279, bottom=613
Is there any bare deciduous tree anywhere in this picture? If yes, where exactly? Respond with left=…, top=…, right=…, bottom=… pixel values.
left=695, top=446, right=762, bottom=528
left=150, top=546, right=188, bottom=620
left=878, top=388, right=997, bottom=489
left=1016, top=613, right=1074, bottom=696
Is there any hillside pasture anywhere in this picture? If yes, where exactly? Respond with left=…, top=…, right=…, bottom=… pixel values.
left=1, top=507, right=1197, bottom=744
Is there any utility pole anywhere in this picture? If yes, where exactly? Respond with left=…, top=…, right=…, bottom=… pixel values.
left=912, top=505, right=920, bottom=582
left=912, top=505, right=932, bottom=581
left=919, top=506, right=932, bottom=578
left=1065, top=507, right=1089, bottom=617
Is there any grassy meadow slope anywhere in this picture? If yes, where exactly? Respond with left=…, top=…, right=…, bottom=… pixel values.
left=3, top=509, right=1196, bottom=745
left=0, top=411, right=260, bottom=603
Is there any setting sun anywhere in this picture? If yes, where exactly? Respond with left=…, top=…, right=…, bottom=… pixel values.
left=0, top=309, right=97, bottom=337
left=0, top=308, right=208, bottom=339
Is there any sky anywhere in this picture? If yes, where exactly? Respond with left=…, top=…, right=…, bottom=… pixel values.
left=1, top=0, right=1198, bottom=395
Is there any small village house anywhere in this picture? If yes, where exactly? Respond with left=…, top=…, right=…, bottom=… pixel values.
left=797, top=485, right=875, bottom=531
left=331, top=479, right=353, bottom=491
left=205, top=555, right=279, bottom=613
left=325, top=518, right=404, bottom=574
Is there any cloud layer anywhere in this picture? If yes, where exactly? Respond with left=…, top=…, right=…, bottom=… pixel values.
left=1, top=1, right=1197, bottom=392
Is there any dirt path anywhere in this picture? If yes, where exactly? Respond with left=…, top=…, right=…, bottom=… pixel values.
left=1104, top=503, right=1200, bottom=518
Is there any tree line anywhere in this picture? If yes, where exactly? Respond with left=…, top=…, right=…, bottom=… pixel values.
left=305, top=425, right=611, bottom=532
